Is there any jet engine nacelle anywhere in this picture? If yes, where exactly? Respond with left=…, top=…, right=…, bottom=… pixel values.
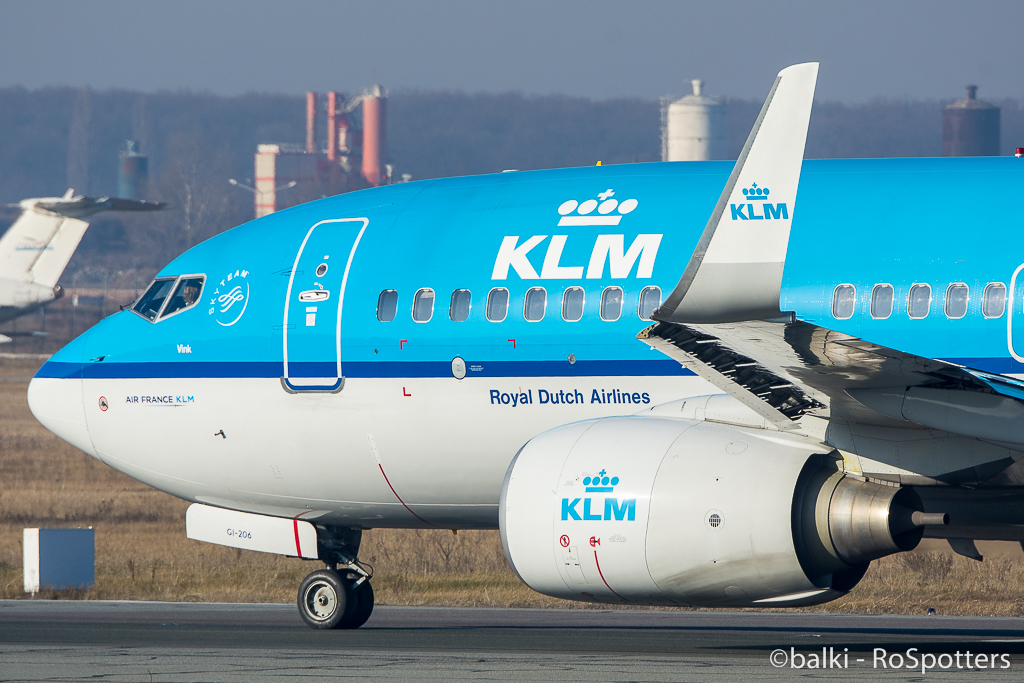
left=499, top=416, right=936, bottom=607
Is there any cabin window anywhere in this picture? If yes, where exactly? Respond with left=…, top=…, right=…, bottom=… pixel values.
left=908, top=284, right=931, bottom=319
left=412, top=288, right=434, bottom=322
left=161, top=276, right=206, bottom=319
left=601, top=286, right=623, bottom=321
left=524, top=287, right=547, bottom=322
left=450, top=289, right=471, bottom=322
left=562, top=287, right=584, bottom=322
left=832, top=284, right=856, bottom=320
left=983, top=283, right=1006, bottom=318
left=133, top=277, right=177, bottom=321
left=870, top=284, right=894, bottom=319
left=945, top=283, right=969, bottom=319
left=639, top=286, right=662, bottom=320
left=486, top=288, right=508, bottom=322
left=377, top=290, right=398, bottom=322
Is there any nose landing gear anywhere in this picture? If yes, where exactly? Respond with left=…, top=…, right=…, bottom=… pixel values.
left=296, top=525, right=374, bottom=630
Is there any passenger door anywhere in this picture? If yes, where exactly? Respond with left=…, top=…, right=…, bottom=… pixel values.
left=282, top=218, right=368, bottom=392
left=1009, top=265, right=1024, bottom=364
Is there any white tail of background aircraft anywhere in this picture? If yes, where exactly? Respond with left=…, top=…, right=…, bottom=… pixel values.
left=0, top=190, right=163, bottom=335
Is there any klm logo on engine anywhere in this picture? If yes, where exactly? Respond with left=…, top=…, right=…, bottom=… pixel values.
left=561, top=470, right=636, bottom=522
left=492, top=189, right=662, bottom=280
left=729, top=183, right=788, bottom=221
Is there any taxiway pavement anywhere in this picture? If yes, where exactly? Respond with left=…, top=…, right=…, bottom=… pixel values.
left=1, top=600, right=1022, bottom=681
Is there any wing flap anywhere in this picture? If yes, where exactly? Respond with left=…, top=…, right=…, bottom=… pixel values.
left=641, top=318, right=1024, bottom=444
left=639, top=322, right=821, bottom=429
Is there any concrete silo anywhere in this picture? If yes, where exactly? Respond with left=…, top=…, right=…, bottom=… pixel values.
left=662, top=80, right=728, bottom=161
left=943, top=85, right=1000, bottom=156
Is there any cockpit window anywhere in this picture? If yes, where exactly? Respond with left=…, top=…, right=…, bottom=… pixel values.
left=132, top=278, right=177, bottom=321
left=161, top=276, right=206, bottom=319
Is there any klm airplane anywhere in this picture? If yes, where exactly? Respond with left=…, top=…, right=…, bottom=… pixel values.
left=27, top=64, right=1024, bottom=628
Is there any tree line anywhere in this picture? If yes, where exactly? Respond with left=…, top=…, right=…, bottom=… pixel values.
left=0, top=86, right=1020, bottom=270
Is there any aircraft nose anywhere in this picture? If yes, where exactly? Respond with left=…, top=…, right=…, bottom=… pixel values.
left=28, top=354, right=97, bottom=460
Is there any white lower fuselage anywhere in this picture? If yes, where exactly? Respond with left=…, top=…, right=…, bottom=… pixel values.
left=30, top=374, right=713, bottom=528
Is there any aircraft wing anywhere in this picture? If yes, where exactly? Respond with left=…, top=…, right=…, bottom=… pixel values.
left=639, top=318, right=1024, bottom=444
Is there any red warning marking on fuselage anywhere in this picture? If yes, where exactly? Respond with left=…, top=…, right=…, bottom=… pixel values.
left=403, top=387, right=412, bottom=397
left=593, top=550, right=627, bottom=602
left=400, top=339, right=408, bottom=349
left=589, top=536, right=600, bottom=547
left=292, top=519, right=302, bottom=556
left=377, top=463, right=436, bottom=527
left=560, top=535, right=570, bottom=547
left=507, top=339, right=516, bottom=348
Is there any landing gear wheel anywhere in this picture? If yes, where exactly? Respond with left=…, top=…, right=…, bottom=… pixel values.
left=347, top=580, right=374, bottom=629
left=297, top=569, right=354, bottom=629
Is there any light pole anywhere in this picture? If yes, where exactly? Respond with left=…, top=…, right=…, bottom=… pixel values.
left=228, top=178, right=297, bottom=218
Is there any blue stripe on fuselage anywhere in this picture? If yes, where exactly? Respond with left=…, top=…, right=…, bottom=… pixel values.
left=35, top=359, right=694, bottom=380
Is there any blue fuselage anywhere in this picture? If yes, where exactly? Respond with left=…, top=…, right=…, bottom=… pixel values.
left=37, top=157, right=1024, bottom=382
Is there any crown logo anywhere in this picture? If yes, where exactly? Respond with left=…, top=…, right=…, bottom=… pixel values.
left=583, top=469, right=620, bottom=493
left=740, top=183, right=771, bottom=200
left=557, top=189, right=638, bottom=227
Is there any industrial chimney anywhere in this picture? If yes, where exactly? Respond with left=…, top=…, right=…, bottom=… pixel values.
left=327, top=91, right=339, bottom=162
left=942, top=85, right=1000, bottom=156
left=306, top=92, right=318, bottom=154
left=361, top=85, right=387, bottom=187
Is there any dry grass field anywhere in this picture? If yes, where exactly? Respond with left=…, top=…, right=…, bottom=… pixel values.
left=3, top=354, right=1024, bottom=616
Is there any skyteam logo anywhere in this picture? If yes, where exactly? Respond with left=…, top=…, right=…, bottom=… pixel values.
left=561, top=469, right=636, bottom=522
left=729, top=182, right=789, bottom=221
left=556, top=189, right=639, bottom=227
left=208, top=268, right=250, bottom=327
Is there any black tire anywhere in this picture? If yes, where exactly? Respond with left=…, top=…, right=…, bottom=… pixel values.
left=345, top=580, right=374, bottom=629
left=297, top=569, right=354, bottom=629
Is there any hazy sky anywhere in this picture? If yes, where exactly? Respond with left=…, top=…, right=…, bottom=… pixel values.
left=2, top=1, right=1022, bottom=102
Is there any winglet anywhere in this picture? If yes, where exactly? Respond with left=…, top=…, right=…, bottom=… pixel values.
left=656, top=62, right=818, bottom=323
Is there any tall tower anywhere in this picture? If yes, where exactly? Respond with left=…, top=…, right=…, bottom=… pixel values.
left=942, top=85, right=1000, bottom=156
left=117, top=140, right=148, bottom=200
left=663, top=80, right=728, bottom=162
left=361, top=85, right=387, bottom=186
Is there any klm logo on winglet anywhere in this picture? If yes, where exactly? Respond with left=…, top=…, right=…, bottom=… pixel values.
left=561, top=470, right=636, bottom=522
left=729, top=183, right=789, bottom=221
left=492, top=191, right=661, bottom=280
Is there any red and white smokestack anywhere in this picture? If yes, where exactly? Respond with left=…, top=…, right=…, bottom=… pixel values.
left=305, top=92, right=317, bottom=154
left=326, top=92, right=339, bottom=162
left=337, top=116, right=350, bottom=153
left=362, top=85, right=386, bottom=187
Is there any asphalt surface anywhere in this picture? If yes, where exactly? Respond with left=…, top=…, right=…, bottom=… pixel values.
left=2, top=600, right=1023, bottom=681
